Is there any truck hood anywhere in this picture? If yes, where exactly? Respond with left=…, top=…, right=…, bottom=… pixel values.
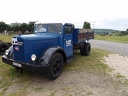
left=12, top=33, right=60, bottom=63
left=15, top=33, right=59, bottom=41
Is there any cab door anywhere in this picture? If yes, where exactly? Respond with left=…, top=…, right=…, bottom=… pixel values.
left=63, top=24, right=73, bottom=58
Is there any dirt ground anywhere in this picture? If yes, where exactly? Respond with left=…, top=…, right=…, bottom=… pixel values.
left=104, top=54, right=128, bottom=79
left=4, top=54, right=128, bottom=96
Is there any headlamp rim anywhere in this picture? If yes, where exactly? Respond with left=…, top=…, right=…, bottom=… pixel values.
left=5, top=50, right=10, bottom=56
left=31, top=54, right=37, bottom=61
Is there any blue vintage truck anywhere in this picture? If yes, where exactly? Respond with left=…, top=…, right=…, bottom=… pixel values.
left=2, top=23, right=94, bottom=80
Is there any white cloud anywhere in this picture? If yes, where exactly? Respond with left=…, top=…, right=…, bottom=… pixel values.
left=0, top=0, right=128, bottom=30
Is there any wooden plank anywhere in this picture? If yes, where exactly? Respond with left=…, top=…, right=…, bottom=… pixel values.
left=79, top=29, right=94, bottom=33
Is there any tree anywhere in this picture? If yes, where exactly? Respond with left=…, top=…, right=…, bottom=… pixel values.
left=0, top=22, right=8, bottom=33
left=12, top=25, right=20, bottom=32
left=125, top=29, right=128, bottom=35
left=20, top=23, right=28, bottom=33
left=28, top=22, right=35, bottom=32
left=83, top=21, right=91, bottom=29
left=6, top=25, right=12, bottom=31
left=120, top=29, right=128, bottom=36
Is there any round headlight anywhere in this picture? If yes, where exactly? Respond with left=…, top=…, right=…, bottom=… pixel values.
left=31, top=54, right=37, bottom=61
left=5, top=50, right=9, bottom=56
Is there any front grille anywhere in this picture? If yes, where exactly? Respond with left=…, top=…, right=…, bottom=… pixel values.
left=13, top=40, right=25, bottom=62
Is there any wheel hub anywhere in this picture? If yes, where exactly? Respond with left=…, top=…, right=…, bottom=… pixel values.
left=53, top=59, right=62, bottom=74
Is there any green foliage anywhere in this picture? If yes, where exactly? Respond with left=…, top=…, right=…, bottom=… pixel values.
left=27, top=22, right=35, bottom=32
left=119, top=31, right=128, bottom=36
left=13, top=25, right=20, bottom=32
left=114, top=29, right=128, bottom=36
left=20, top=23, right=28, bottom=33
left=0, top=22, right=34, bottom=34
left=6, top=25, right=13, bottom=31
left=12, top=22, right=34, bottom=33
left=0, top=22, right=8, bottom=33
left=125, top=29, right=128, bottom=35
left=83, top=21, right=91, bottom=29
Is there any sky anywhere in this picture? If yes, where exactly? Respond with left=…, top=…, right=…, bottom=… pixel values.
left=0, top=0, right=128, bottom=31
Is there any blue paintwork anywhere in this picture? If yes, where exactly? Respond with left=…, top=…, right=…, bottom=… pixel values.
left=12, top=23, right=93, bottom=63
left=73, top=29, right=79, bottom=45
left=63, top=24, right=73, bottom=58
left=13, top=33, right=60, bottom=63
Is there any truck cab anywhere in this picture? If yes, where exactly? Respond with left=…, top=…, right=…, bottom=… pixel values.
left=2, top=23, right=94, bottom=80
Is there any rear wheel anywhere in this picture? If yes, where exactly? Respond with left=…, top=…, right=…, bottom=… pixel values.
left=79, top=42, right=91, bottom=56
left=48, top=53, right=64, bottom=80
left=79, top=42, right=84, bottom=55
left=83, top=43, right=91, bottom=56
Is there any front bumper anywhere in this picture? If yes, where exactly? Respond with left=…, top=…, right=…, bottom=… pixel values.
left=2, top=55, right=49, bottom=72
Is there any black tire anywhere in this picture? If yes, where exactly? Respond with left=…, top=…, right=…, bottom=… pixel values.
left=48, top=53, right=64, bottom=80
left=6, top=42, right=12, bottom=47
left=83, top=43, right=91, bottom=56
left=15, top=67, right=23, bottom=73
left=0, top=42, right=9, bottom=55
left=79, top=42, right=84, bottom=55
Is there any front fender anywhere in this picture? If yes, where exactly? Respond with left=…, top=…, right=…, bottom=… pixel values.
left=5, top=46, right=13, bottom=58
left=40, top=47, right=66, bottom=65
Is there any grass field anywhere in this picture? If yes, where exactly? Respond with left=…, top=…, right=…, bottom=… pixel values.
left=0, top=48, right=111, bottom=96
left=95, top=35, right=128, bottom=44
left=0, top=34, right=14, bottom=42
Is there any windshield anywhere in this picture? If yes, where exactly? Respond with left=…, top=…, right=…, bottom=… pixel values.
left=34, top=23, right=62, bottom=33
left=35, top=24, right=47, bottom=33
left=48, top=23, right=62, bottom=33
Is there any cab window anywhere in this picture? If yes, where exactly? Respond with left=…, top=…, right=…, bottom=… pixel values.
left=65, top=26, right=72, bottom=34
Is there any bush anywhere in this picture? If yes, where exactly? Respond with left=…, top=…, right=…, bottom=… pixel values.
left=8, top=31, right=16, bottom=36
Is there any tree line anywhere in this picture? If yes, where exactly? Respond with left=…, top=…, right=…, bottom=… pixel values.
left=0, top=21, right=34, bottom=34
left=119, top=29, right=128, bottom=36
left=83, top=21, right=128, bottom=36
left=0, top=21, right=91, bottom=33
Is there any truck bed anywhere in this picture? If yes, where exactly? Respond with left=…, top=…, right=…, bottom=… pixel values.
left=73, top=29, right=94, bottom=45
left=79, top=29, right=94, bottom=40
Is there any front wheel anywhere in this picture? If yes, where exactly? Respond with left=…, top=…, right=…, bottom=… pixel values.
left=48, top=53, right=64, bottom=80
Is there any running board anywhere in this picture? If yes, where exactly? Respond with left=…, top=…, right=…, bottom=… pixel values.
left=67, top=56, right=74, bottom=63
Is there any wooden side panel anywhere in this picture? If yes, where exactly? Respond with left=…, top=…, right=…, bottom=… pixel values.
left=78, top=29, right=94, bottom=41
left=79, top=29, right=94, bottom=33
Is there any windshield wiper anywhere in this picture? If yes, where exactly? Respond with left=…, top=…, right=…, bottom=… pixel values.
left=34, top=23, right=42, bottom=32
left=56, top=23, right=61, bottom=32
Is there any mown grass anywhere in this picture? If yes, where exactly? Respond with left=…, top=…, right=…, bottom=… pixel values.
left=0, top=56, right=32, bottom=96
left=0, top=48, right=110, bottom=96
left=0, top=34, right=14, bottom=42
left=95, top=35, right=128, bottom=44
left=64, top=48, right=111, bottom=74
